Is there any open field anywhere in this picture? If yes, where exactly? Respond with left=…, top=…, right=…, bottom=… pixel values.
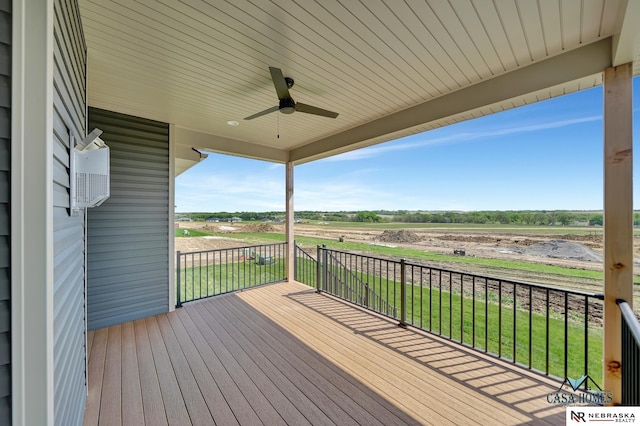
left=174, top=221, right=640, bottom=312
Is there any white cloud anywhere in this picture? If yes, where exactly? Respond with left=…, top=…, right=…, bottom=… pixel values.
left=321, top=114, right=602, bottom=162
left=322, top=142, right=425, bottom=162
left=175, top=171, right=285, bottom=212
left=295, top=181, right=393, bottom=210
left=474, top=115, right=602, bottom=137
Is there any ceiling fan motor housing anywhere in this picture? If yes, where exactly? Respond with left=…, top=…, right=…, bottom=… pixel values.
left=279, top=97, right=296, bottom=114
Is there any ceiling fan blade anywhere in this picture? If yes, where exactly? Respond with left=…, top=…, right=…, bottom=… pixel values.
left=269, top=67, right=291, bottom=100
left=295, top=103, right=339, bottom=118
left=244, top=105, right=279, bottom=120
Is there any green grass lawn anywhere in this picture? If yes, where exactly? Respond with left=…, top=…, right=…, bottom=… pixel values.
left=177, top=257, right=286, bottom=303
left=175, top=228, right=214, bottom=237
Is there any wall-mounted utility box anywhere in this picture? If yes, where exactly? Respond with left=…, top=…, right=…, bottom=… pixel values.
left=70, top=128, right=110, bottom=216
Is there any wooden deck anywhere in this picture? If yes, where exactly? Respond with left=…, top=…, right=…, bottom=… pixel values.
left=84, top=281, right=566, bottom=425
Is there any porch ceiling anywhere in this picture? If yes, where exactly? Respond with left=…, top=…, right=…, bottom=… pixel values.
left=79, top=0, right=640, bottom=169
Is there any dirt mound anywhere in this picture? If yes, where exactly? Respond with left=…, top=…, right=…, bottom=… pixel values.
left=378, top=230, right=422, bottom=244
left=241, top=222, right=275, bottom=233
left=521, top=239, right=603, bottom=262
left=201, top=224, right=237, bottom=233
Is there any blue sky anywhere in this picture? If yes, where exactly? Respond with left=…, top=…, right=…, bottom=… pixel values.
left=176, top=77, right=640, bottom=213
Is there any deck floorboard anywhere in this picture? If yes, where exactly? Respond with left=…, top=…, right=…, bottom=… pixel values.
left=85, top=281, right=566, bottom=425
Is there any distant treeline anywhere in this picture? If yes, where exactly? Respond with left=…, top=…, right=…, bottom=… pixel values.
left=177, top=210, right=640, bottom=226
left=183, top=212, right=278, bottom=222
left=304, top=210, right=606, bottom=225
left=391, top=211, right=601, bottom=225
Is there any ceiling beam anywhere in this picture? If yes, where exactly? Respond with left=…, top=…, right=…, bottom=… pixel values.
left=290, top=37, right=613, bottom=164
left=175, top=127, right=289, bottom=163
left=611, top=0, right=640, bottom=66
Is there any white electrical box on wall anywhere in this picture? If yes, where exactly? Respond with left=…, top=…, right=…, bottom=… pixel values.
left=70, top=128, right=110, bottom=216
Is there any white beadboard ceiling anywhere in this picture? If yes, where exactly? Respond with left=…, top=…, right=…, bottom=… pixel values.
left=79, top=0, right=640, bottom=170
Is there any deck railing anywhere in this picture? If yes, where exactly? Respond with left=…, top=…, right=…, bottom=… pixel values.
left=176, top=242, right=286, bottom=306
left=293, top=243, right=317, bottom=287
left=320, top=248, right=398, bottom=317
left=177, top=242, right=608, bottom=383
left=314, top=246, right=605, bottom=382
left=295, top=244, right=397, bottom=316
left=617, top=299, right=640, bottom=405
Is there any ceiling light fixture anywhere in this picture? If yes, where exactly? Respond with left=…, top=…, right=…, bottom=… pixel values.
left=226, top=120, right=240, bottom=126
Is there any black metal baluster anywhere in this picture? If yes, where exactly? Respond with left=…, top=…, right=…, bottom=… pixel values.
left=176, top=251, right=182, bottom=307
left=546, top=288, right=550, bottom=375
left=529, top=286, right=532, bottom=369
left=485, top=278, right=488, bottom=352
left=449, top=272, right=452, bottom=338
left=460, top=274, right=464, bottom=343
left=499, top=280, right=502, bottom=358
left=439, top=270, right=442, bottom=336
left=472, top=276, right=476, bottom=348
left=513, top=283, right=517, bottom=363
left=564, top=292, right=569, bottom=379
left=584, top=296, right=589, bottom=388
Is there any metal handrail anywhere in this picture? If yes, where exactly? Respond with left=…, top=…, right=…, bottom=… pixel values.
left=617, top=299, right=640, bottom=405
left=617, top=299, right=640, bottom=346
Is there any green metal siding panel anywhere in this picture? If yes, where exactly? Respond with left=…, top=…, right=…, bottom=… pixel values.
left=87, top=108, right=169, bottom=330
left=0, top=0, right=10, bottom=423
left=52, top=0, right=87, bottom=425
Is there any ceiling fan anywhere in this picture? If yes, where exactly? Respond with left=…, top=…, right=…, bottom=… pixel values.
left=244, top=67, right=339, bottom=120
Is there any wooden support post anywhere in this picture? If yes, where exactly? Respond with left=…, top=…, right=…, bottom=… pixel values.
left=603, top=63, right=633, bottom=404
left=285, top=161, right=295, bottom=282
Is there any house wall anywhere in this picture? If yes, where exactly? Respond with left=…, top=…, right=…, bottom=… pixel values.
left=52, top=0, right=87, bottom=424
left=87, top=108, right=169, bottom=330
left=0, top=1, right=11, bottom=424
